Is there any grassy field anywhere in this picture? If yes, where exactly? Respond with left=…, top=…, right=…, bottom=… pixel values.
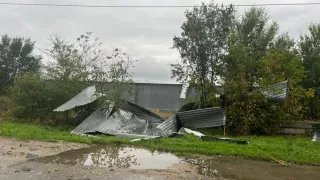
left=1, top=121, right=320, bottom=165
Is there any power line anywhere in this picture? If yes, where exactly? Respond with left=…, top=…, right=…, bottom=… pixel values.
left=0, top=2, right=320, bottom=8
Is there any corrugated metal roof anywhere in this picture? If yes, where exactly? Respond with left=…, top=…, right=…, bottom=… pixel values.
left=262, top=80, right=288, bottom=101
left=157, top=117, right=178, bottom=136
left=71, top=100, right=172, bottom=138
left=176, top=107, right=226, bottom=129
left=54, top=86, right=98, bottom=112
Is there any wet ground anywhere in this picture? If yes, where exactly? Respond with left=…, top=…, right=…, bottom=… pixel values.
left=0, top=138, right=211, bottom=180
left=185, top=156, right=320, bottom=180
left=0, top=137, right=88, bottom=168
left=1, top=137, right=320, bottom=180
left=35, top=145, right=182, bottom=169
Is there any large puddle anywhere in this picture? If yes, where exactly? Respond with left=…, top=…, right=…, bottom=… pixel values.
left=33, top=145, right=320, bottom=180
left=34, top=145, right=182, bottom=169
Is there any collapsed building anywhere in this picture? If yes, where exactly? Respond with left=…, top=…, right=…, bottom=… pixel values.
left=53, top=80, right=288, bottom=141
left=54, top=86, right=226, bottom=139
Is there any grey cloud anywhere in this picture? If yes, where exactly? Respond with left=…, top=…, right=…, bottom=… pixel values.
left=0, top=0, right=318, bottom=82
left=130, top=56, right=173, bottom=82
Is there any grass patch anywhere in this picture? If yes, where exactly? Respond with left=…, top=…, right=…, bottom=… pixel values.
left=1, top=121, right=320, bottom=165
left=0, top=121, right=129, bottom=144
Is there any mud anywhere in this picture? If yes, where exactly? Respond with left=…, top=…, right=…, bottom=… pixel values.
left=33, top=144, right=320, bottom=180
left=0, top=138, right=211, bottom=180
left=0, top=137, right=88, bottom=169
left=0, top=161, right=210, bottom=180
left=184, top=156, right=320, bottom=180
left=2, top=137, right=320, bottom=180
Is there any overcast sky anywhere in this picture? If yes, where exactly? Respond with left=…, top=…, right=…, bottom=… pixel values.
left=0, top=0, right=319, bottom=83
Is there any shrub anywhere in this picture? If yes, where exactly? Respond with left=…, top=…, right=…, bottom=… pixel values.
left=8, top=73, right=86, bottom=124
left=0, top=96, right=13, bottom=118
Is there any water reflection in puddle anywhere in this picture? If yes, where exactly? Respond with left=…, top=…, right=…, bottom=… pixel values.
left=35, top=145, right=182, bottom=169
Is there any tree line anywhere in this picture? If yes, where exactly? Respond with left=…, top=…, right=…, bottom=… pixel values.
left=172, top=2, right=320, bottom=135
left=0, top=33, right=135, bottom=125
left=1, top=1, right=320, bottom=135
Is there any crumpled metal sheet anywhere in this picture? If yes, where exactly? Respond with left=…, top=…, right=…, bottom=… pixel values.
left=71, top=100, right=173, bottom=138
left=178, top=127, right=204, bottom=137
left=201, top=136, right=249, bottom=144
left=54, top=86, right=98, bottom=112
left=177, top=107, right=226, bottom=129
left=262, top=80, right=288, bottom=101
left=157, top=117, right=178, bottom=137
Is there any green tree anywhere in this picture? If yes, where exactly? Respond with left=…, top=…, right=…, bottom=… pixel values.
left=171, top=1, right=235, bottom=108
left=45, top=32, right=104, bottom=83
left=258, top=50, right=313, bottom=133
left=300, top=24, right=320, bottom=89
left=44, top=34, right=88, bottom=108
left=0, top=35, right=42, bottom=94
left=223, top=7, right=279, bottom=91
left=223, top=8, right=311, bottom=134
left=44, top=32, right=108, bottom=105
left=45, top=33, right=136, bottom=111
left=98, top=48, right=136, bottom=108
left=299, top=24, right=320, bottom=119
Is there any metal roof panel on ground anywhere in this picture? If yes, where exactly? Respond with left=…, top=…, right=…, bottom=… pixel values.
left=156, top=117, right=178, bottom=137
left=176, top=107, right=226, bottom=129
left=54, top=86, right=98, bottom=112
left=72, top=100, right=171, bottom=138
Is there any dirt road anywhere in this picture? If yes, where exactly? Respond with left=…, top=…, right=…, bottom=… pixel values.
left=0, top=137, right=89, bottom=169
left=0, top=137, right=212, bottom=180
left=1, top=137, right=320, bottom=180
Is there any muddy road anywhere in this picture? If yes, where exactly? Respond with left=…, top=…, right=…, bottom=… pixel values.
left=1, top=137, right=320, bottom=180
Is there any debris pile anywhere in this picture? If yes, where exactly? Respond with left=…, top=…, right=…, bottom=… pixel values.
left=54, top=86, right=247, bottom=143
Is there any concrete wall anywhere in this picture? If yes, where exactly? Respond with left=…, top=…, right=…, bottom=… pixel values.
left=279, top=124, right=313, bottom=135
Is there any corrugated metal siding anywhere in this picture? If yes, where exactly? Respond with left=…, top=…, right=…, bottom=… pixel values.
left=135, top=84, right=182, bottom=110
left=262, top=80, right=288, bottom=101
left=54, top=86, right=97, bottom=112
left=72, top=100, right=169, bottom=137
left=97, top=83, right=184, bottom=110
left=176, top=108, right=226, bottom=129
